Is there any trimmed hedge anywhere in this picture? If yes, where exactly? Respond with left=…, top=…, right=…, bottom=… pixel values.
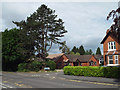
left=63, top=66, right=120, bottom=78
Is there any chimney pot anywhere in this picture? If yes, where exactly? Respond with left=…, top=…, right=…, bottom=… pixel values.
left=106, top=29, right=109, bottom=34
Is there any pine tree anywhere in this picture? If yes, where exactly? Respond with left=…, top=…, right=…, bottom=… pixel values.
left=71, top=46, right=77, bottom=54
left=96, top=47, right=101, bottom=55
left=89, top=49, right=93, bottom=55
left=13, top=4, right=67, bottom=59
left=59, top=41, right=70, bottom=54
left=78, top=45, right=85, bottom=55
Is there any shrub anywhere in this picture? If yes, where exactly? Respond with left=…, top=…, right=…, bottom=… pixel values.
left=63, top=66, right=120, bottom=78
left=18, top=61, right=42, bottom=72
left=18, top=63, right=28, bottom=72
left=28, top=61, right=42, bottom=72
left=45, top=61, right=56, bottom=70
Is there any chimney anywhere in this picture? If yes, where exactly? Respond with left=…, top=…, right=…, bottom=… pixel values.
left=106, top=29, right=109, bottom=34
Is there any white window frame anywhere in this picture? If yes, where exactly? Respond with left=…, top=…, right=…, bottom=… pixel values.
left=108, top=41, right=116, bottom=51
left=115, top=55, right=118, bottom=64
left=108, top=55, right=113, bottom=64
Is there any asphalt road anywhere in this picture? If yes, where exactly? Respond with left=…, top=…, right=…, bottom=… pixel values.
left=2, top=71, right=120, bottom=88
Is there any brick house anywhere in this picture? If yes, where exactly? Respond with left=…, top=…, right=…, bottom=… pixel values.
left=47, top=53, right=102, bottom=68
left=66, top=55, right=102, bottom=66
left=46, top=53, right=69, bottom=69
left=101, top=29, right=120, bottom=66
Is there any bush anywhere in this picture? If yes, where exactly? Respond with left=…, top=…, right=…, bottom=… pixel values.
left=28, top=61, right=42, bottom=72
left=45, top=61, right=56, bottom=70
left=18, top=63, right=28, bottom=72
left=18, top=61, right=42, bottom=72
left=63, top=66, right=120, bottom=78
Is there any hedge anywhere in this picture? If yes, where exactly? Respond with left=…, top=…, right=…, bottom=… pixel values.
left=63, top=66, right=120, bottom=78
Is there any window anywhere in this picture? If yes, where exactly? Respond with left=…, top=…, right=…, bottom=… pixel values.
left=115, top=55, right=118, bottom=64
left=108, top=41, right=116, bottom=50
left=94, top=62, right=97, bottom=65
left=108, top=55, right=113, bottom=64
left=89, top=61, right=94, bottom=66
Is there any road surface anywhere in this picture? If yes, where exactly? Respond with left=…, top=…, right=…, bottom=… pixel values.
left=2, top=71, right=120, bottom=88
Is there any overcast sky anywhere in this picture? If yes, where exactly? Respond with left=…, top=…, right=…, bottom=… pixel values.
left=1, top=2, right=118, bottom=54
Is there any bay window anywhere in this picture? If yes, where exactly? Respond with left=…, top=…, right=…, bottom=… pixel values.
left=108, top=55, right=113, bottom=64
left=115, top=55, right=118, bottom=64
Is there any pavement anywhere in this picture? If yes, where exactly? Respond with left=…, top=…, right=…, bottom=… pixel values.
left=1, top=71, right=120, bottom=88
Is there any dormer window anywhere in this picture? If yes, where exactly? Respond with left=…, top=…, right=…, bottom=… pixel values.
left=108, top=41, right=116, bottom=50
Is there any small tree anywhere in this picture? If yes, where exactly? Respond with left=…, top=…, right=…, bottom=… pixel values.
left=96, top=47, right=101, bottom=55
left=70, top=51, right=75, bottom=55
left=75, top=52, right=80, bottom=55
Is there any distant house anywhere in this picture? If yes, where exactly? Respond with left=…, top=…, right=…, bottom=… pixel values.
left=46, top=53, right=103, bottom=68
left=66, top=55, right=102, bottom=66
left=46, top=53, right=69, bottom=69
left=101, top=29, right=120, bottom=66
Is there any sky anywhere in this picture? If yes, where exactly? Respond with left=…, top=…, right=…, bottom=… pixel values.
left=1, top=2, right=118, bottom=54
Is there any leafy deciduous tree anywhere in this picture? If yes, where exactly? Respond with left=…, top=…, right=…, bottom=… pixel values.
left=2, top=28, right=24, bottom=71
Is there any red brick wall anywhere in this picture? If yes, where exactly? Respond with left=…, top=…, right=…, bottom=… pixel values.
left=103, top=35, right=120, bottom=65
left=56, top=55, right=68, bottom=69
left=81, top=62, right=89, bottom=66
left=89, top=56, right=99, bottom=66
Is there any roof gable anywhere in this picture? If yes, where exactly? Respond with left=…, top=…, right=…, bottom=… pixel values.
left=101, top=30, right=120, bottom=44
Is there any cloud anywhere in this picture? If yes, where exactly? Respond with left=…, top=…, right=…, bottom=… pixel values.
left=1, top=2, right=118, bottom=54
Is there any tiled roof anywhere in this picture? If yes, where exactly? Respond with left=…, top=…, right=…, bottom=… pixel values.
left=66, top=55, right=92, bottom=62
left=94, top=55, right=103, bottom=60
left=46, top=53, right=64, bottom=59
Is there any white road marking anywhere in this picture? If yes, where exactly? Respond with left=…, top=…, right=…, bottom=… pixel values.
left=46, top=74, right=49, bottom=76
left=0, top=83, right=13, bottom=88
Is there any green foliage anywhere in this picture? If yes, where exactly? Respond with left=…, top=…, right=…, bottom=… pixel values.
left=71, top=46, right=78, bottom=54
left=59, top=41, right=70, bottom=54
left=2, top=28, right=24, bottom=71
left=13, top=4, right=67, bottom=59
left=78, top=45, right=85, bottom=55
left=18, top=63, right=29, bottom=72
left=85, top=50, right=89, bottom=55
left=89, top=49, right=93, bottom=55
left=70, top=52, right=74, bottom=55
left=96, top=47, right=101, bottom=55
left=45, top=61, right=56, bottom=70
left=75, top=52, right=80, bottom=55
left=64, top=66, right=120, bottom=78
left=18, top=61, right=42, bottom=72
